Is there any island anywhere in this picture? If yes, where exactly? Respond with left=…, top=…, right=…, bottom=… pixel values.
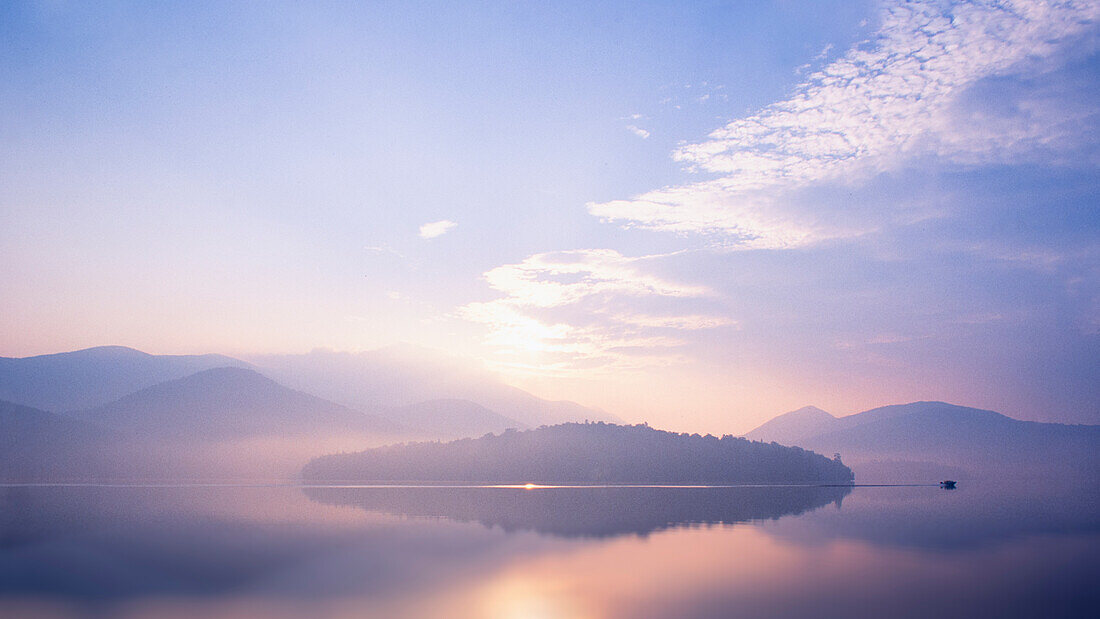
left=301, top=422, right=855, bottom=484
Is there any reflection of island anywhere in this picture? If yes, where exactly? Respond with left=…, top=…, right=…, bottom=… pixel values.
left=303, top=485, right=853, bottom=538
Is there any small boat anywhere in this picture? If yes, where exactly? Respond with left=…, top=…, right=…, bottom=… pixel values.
left=939, top=480, right=957, bottom=489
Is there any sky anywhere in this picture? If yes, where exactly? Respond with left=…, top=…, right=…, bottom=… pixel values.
left=1, top=0, right=1098, bottom=433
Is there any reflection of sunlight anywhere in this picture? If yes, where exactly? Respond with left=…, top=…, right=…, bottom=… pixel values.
left=463, top=525, right=796, bottom=619
left=489, top=483, right=553, bottom=489
left=480, top=577, right=591, bottom=619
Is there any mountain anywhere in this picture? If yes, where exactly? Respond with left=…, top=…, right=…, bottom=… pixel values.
left=745, top=401, right=1100, bottom=481
left=73, top=367, right=398, bottom=440
left=1, top=345, right=614, bottom=440
left=303, top=422, right=855, bottom=484
left=0, top=346, right=250, bottom=412
left=3, top=368, right=402, bottom=481
left=0, top=399, right=111, bottom=480
left=382, top=399, right=525, bottom=439
left=253, top=346, right=618, bottom=428
left=744, top=406, right=837, bottom=444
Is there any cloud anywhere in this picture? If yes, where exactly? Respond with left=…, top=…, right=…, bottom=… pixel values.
left=418, top=220, right=457, bottom=239
left=365, top=244, right=406, bottom=259
left=589, top=0, right=1100, bottom=247
left=626, top=125, right=650, bottom=139
left=458, top=249, right=734, bottom=373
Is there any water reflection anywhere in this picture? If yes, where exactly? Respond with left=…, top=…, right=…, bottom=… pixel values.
left=0, top=483, right=1097, bottom=618
left=303, top=485, right=852, bottom=538
left=766, top=480, right=1100, bottom=551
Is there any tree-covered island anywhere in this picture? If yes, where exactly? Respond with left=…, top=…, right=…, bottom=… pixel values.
left=302, top=422, right=855, bottom=484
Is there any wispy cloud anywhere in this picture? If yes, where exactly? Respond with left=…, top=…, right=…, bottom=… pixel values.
left=657, top=82, right=728, bottom=109
left=418, top=220, right=457, bottom=239
left=364, top=244, right=406, bottom=259
left=458, top=249, right=733, bottom=373
left=589, top=0, right=1100, bottom=247
left=626, top=125, right=650, bottom=139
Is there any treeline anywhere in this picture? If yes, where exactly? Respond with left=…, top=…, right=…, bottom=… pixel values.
left=302, top=422, right=855, bottom=484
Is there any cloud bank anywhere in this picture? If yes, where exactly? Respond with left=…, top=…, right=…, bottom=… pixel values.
left=588, top=0, right=1100, bottom=248
left=458, top=250, right=733, bottom=373
left=458, top=0, right=1099, bottom=417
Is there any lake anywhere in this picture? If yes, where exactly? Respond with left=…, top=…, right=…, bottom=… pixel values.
left=1, top=481, right=1097, bottom=618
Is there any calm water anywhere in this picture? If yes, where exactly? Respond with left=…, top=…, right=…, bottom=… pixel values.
left=1, top=481, right=1097, bottom=618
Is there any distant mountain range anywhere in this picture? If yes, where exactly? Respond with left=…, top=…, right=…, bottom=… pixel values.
left=745, top=401, right=1100, bottom=481
left=384, top=398, right=524, bottom=439
left=0, top=399, right=111, bottom=480
left=70, top=367, right=398, bottom=440
left=252, top=345, right=617, bottom=427
left=0, top=346, right=249, bottom=412
left=0, top=345, right=615, bottom=480
left=4, top=346, right=1095, bottom=483
left=0, top=345, right=607, bottom=438
left=745, top=406, right=836, bottom=445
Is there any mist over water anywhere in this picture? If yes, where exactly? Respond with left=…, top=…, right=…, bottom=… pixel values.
left=1, top=482, right=1096, bottom=618
left=3, top=351, right=1098, bottom=617
left=3, top=0, right=1099, bottom=615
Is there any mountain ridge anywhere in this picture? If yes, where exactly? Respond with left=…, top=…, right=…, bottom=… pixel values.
left=0, top=399, right=112, bottom=480
left=251, top=346, right=618, bottom=427
left=72, top=366, right=399, bottom=439
left=744, top=405, right=836, bottom=444
left=0, top=346, right=252, bottom=412
left=745, top=401, right=1100, bottom=480
left=384, top=398, right=526, bottom=439
left=0, top=345, right=612, bottom=437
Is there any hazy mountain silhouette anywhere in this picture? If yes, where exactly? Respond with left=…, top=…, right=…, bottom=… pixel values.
left=0, top=346, right=250, bottom=412
left=72, top=367, right=398, bottom=440
left=0, top=347, right=565, bottom=479
left=1, top=367, right=403, bottom=481
left=304, top=485, right=852, bottom=538
left=0, top=400, right=112, bottom=480
left=745, top=401, right=1100, bottom=480
left=744, top=405, right=837, bottom=444
left=303, top=422, right=854, bottom=484
left=1, top=346, right=551, bottom=441
left=385, top=399, right=525, bottom=439
left=254, top=346, right=618, bottom=428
